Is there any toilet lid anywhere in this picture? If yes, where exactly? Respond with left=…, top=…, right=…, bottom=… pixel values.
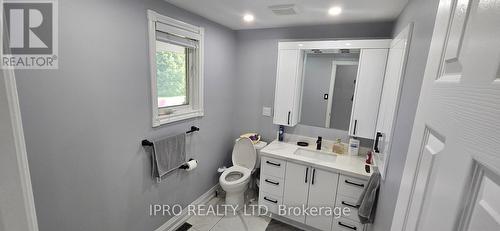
left=232, top=137, right=256, bottom=169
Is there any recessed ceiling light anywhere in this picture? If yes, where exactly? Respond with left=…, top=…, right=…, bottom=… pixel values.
left=298, top=44, right=304, bottom=47
left=243, top=14, right=254, bottom=22
left=328, top=7, right=342, bottom=16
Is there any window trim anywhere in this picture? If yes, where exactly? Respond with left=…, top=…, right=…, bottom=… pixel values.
left=147, top=10, right=204, bottom=127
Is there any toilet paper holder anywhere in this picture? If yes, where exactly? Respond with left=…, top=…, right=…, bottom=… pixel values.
left=179, top=158, right=196, bottom=170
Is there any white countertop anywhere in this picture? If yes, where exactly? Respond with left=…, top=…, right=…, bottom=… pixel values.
left=260, top=140, right=373, bottom=179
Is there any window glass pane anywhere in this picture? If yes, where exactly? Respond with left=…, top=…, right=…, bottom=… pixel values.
left=156, top=40, right=188, bottom=108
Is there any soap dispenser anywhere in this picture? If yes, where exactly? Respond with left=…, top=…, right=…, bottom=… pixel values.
left=332, top=138, right=345, bottom=154
left=278, top=125, right=285, bottom=141
left=348, top=138, right=360, bottom=156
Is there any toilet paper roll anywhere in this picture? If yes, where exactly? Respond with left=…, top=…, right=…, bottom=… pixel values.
left=185, top=159, right=198, bottom=172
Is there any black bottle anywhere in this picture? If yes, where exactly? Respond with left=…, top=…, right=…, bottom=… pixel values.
left=316, top=136, right=322, bottom=150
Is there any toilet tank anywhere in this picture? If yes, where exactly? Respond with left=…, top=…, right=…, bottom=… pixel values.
left=253, top=141, right=267, bottom=168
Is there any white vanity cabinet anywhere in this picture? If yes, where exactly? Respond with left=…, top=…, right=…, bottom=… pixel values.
left=259, top=156, right=287, bottom=214
left=273, top=48, right=304, bottom=126
left=304, top=167, right=339, bottom=230
left=259, top=155, right=368, bottom=231
left=258, top=140, right=374, bottom=231
left=282, top=161, right=339, bottom=230
left=281, top=161, right=310, bottom=223
left=336, top=175, right=368, bottom=223
left=348, top=49, right=389, bottom=139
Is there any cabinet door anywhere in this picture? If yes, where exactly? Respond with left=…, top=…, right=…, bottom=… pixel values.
left=349, top=49, right=388, bottom=139
left=305, top=168, right=339, bottom=231
left=282, top=161, right=310, bottom=223
left=373, top=26, right=411, bottom=179
left=273, top=49, right=302, bottom=126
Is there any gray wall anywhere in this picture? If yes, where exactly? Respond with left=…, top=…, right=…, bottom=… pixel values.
left=14, top=0, right=236, bottom=231
left=370, top=0, right=440, bottom=230
left=233, top=22, right=394, bottom=144
left=0, top=77, right=32, bottom=231
left=301, top=54, right=333, bottom=128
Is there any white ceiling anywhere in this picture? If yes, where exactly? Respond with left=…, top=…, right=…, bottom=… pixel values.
left=165, top=0, right=409, bottom=30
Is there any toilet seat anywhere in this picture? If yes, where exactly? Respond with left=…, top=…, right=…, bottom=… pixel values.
left=232, top=137, right=257, bottom=169
left=219, top=165, right=251, bottom=187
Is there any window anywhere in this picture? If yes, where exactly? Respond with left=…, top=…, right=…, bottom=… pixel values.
left=156, top=40, right=188, bottom=108
left=148, top=10, right=204, bottom=127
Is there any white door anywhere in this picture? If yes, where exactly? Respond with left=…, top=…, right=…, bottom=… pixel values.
left=273, top=49, right=300, bottom=126
left=325, top=63, right=338, bottom=128
left=391, top=0, right=500, bottom=230
left=305, top=168, right=338, bottom=231
left=283, top=161, right=310, bottom=223
left=0, top=72, right=38, bottom=231
left=374, top=24, right=413, bottom=179
left=349, top=49, right=388, bottom=139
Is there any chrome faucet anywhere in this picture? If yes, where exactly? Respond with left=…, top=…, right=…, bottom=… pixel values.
left=316, top=136, right=322, bottom=150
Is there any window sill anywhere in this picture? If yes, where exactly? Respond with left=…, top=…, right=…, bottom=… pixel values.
left=154, top=109, right=203, bottom=127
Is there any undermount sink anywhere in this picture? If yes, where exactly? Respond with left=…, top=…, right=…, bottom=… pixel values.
left=294, top=148, right=337, bottom=163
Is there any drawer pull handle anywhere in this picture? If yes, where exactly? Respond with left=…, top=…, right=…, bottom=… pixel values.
left=264, top=197, right=278, bottom=204
left=342, top=201, right=359, bottom=208
left=265, top=179, right=279, bottom=185
left=339, top=222, right=357, bottom=230
left=266, top=161, right=281, bottom=167
left=311, top=169, right=316, bottom=185
left=374, top=132, right=383, bottom=153
left=305, top=167, right=309, bottom=183
left=353, top=119, right=358, bottom=135
left=345, top=180, right=365, bottom=187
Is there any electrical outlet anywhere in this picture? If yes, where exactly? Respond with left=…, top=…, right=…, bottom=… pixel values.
left=262, top=107, right=272, bottom=117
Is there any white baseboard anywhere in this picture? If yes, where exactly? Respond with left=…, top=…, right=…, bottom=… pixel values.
left=155, top=184, right=219, bottom=231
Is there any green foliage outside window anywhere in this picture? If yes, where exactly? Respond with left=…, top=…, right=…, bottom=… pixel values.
left=156, top=50, right=187, bottom=98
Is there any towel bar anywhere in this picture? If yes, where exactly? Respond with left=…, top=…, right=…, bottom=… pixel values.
left=141, top=126, right=199, bottom=147
left=141, top=140, right=154, bottom=146
left=186, top=126, right=200, bottom=134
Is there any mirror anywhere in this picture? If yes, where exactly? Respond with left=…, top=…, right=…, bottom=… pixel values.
left=300, top=49, right=360, bottom=130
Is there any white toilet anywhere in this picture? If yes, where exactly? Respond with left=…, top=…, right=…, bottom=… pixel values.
left=219, top=137, right=267, bottom=209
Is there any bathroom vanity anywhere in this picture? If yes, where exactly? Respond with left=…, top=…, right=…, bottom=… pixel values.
left=258, top=139, right=372, bottom=231
left=272, top=38, right=406, bottom=179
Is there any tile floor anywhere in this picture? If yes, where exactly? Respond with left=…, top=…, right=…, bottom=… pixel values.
left=185, top=197, right=272, bottom=231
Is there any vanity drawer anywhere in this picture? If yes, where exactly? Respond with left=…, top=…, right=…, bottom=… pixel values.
left=336, top=194, right=361, bottom=222
left=261, top=157, right=286, bottom=178
left=258, top=192, right=282, bottom=214
left=260, top=174, right=284, bottom=197
left=332, top=218, right=364, bottom=231
left=338, top=175, right=367, bottom=199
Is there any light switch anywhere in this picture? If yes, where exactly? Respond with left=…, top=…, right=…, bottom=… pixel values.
left=262, top=107, right=272, bottom=117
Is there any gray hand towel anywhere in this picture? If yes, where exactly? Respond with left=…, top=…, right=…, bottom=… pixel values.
left=151, top=133, right=186, bottom=182
left=357, top=171, right=381, bottom=224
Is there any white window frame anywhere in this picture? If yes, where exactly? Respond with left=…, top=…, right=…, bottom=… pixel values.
left=147, top=10, right=204, bottom=127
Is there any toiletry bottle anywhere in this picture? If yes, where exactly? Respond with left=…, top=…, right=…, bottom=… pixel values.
left=348, top=138, right=360, bottom=156
left=332, top=138, right=345, bottom=154
left=316, top=136, right=322, bottom=150
left=278, top=125, right=284, bottom=141
left=366, top=150, right=373, bottom=164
